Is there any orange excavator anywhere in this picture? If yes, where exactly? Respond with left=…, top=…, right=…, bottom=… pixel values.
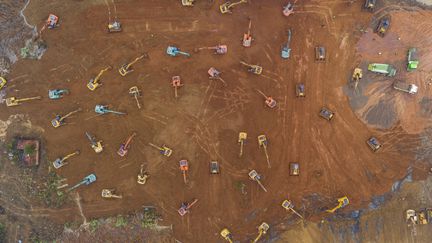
left=256, top=89, right=277, bottom=108
left=179, top=159, right=189, bottom=184
left=242, top=18, right=253, bottom=47
left=117, top=132, right=137, bottom=157
left=172, top=76, right=184, bottom=98
left=178, top=198, right=198, bottom=216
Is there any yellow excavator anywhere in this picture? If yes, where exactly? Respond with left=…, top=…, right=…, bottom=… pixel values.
left=220, top=228, right=234, bottom=242
left=6, top=96, right=41, bottom=107
left=252, top=222, right=270, bottom=243
left=240, top=61, right=262, bottom=75
left=0, top=77, right=6, bottom=90
left=352, top=68, right=362, bottom=92
left=181, top=0, right=194, bottom=6
left=118, top=54, right=148, bottom=76
left=51, top=108, right=82, bottom=128
left=238, top=132, right=247, bottom=157
left=326, top=196, right=349, bottom=213
left=220, top=0, right=247, bottom=14
left=87, top=66, right=111, bottom=91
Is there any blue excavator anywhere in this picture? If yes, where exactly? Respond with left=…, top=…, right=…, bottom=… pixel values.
left=49, top=89, right=69, bottom=99
left=66, top=174, right=97, bottom=192
left=95, top=104, right=126, bottom=115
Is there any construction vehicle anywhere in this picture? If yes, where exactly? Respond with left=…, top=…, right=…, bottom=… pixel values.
left=315, top=46, right=326, bottom=61
left=376, top=16, right=390, bottom=37
left=393, top=80, right=418, bottom=95
left=282, top=200, right=304, bottom=219
left=351, top=68, right=362, bottom=92
left=0, top=77, right=7, bottom=90
left=101, top=188, right=122, bottom=199
left=48, top=89, right=69, bottom=99
left=248, top=169, right=268, bottom=192
left=364, top=0, right=376, bottom=12
left=86, top=132, right=103, bottom=153
left=179, top=159, right=189, bottom=184
left=178, top=198, right=198, bottom=216
left=51, top=108, right=82, bottom=128
left=117, top=132, right=137, bottom=157
left=367, top=63, right=396, bottom=77
left=242, top=18, right=253, bottom=47
left=94, top=104, right=126, bottom=115
left=194, top=44, right=227, bottom=55
left=238, top=132, right=247, bottom=157
left=137, top=164, right=149, bottom=185
left=171, top=76, right=184, bottom=98
left=256, top=90, right=277, bottom=109
left=208, top=67, right=227, bottom=86
left=66, top=174, right=97, bottom=192
left=367, top=136, right=382, bottom=152
left=148, top=143, right=173, bottom=157
left=166, top=46, right=190, bottom=57
left=5, top=96, right=41, bottom=107
left=220, top=228, right=234, bottom=242
left=240, top=61, right=262, bottom=75
left=210, top=161, right=220, bottom=174
left=53, top=150, right=80, bottom=169
left=118, top=54, right=148, bottom=76
left=258, top=135, right=271, bottom=168
left=281, top=29, right=292, bottom=59
left=296, top=83, right=305, bottom=97
left=87, top=66, right=111, bottom=91
left=283, top=1, right=295, bottom=16
left=252, top=222, right=270, bottom=243
left=289, top=162, right=299, bottom=176
left=129, top=86, right=142, bottom=109
left=46, top=14, right=59, bottom=29
left=319, top=107, right=334, bottom=121
left=407, top=48, right=419, bottom=71
left=406, top=208, right=432, bottom=225
left=108, top=21, right=122, bottom=33
left=219, top=0, right=247, bottom=14
left=182, top=0, right=195, bottom=6
left=326, top=196, right=349, bottom=213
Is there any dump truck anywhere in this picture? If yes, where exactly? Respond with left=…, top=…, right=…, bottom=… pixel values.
left=393, top=80, right=418, bottom=95
left=367, top=63, right=396, bottom=77
left=407, top=48, right=419, bottom=71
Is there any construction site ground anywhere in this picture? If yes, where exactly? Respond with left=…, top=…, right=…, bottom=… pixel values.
left=1, top=0, right=432, bottom=242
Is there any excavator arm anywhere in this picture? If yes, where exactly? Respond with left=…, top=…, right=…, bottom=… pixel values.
left=92, top=66, right=111, bottom=84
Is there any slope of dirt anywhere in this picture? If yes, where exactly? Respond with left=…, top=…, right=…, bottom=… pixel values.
left=0, top=0, right=430, bottom=242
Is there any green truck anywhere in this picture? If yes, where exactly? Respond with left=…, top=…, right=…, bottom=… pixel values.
left=407, top=48, right=419, bottom=71
left=367, top=63, right=397, bottom=77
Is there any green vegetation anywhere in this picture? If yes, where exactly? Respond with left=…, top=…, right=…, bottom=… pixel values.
left=89, top=219, right=99, bottom=233
left=38, top=172, right=69, bottom=208
left=115, top=216, right=127, bottom=228
left=0, top=223, right=6, bottom=243
left=141, top=209, right=158, bottom=228
left=24, top=144, right=36, bottom=155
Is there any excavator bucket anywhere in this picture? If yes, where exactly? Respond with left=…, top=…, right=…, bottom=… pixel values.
left=108, top=21, right=122, bottom=33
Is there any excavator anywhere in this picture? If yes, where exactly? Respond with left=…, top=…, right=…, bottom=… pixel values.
left=167, top=46, right=191, bottom=57
left=240, top=61, right=262, bottom=75
left=129, top=86, right=142, bottom=109
left=48, top=89, right=69, bottom=99
left=95, top=104, right=126, bottom=115
left=220, top=0, right=247, bottom=14
left=53, top=150, right=80, bottom=169
left=38, top=14, right=59, bottom=38
left=118, top=54, right=148, bottom=76
left=281, top=29, right=292, bottom=59
left=242, top=18, right=253, bottom=47
left=181, top=0, right=195, bottom=6
left=171, top=76, right=183, bottom=98
left=108, top=21, right=122, bottom=33
left=258, top=135, right=271, bottom=168
left=194, top=44, right=227, bottom=55
left=6, top=96, right=41, bottom=107
left=238, top=132, right=247, bottom=157
left=178, top=198, right=198, bottom=216
left=51, top=108, right=82, bottom=128
left=179, top=159, right=189, bottom=184
left=208, top=67, right=227, bottom=86
left=282, top=200, right=303, bottom=219
left=252, top=222, right=270, bottom=243
left=101, top=189, right=122, bottom=199
left=149, top=143, right=173, bottom=157
left=364, top=0, right=376, bottom=12
left=66, top=174, right=97, bottom=192
left=220, top=228, right=234, bottom=242
left=117, top=132, right=137, bottom=157
left=85, top=132, right=103, bottom=153
left=326, top=196, right=349, bottom=213
left=248, top=169, right=267, bottom=192
left=137, top=164, right=150, bottom=185
left=352, top=68, right=362, bottom=93
left=283, top=1, right=295, bottom=16
left=0, top=76, right=6, bottom=90
left=256, top=90, right=277, bottom=109
left=87, top=66, right=111, bottom=91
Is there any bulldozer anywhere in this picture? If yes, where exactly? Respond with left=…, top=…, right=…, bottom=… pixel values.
left=148, top=143, right=173, bottom=157
left=252, top=222, right=270, bottom=243
left=48, top=89, right=69, bottom=99
left=326, top=196, right=349, bottom=213
left=137, top=164, right=150, bottom=185
left=53, top=150, right=80, bottom=169
left=95, top=104, right=126, bottom=115
left=87, top=66, right=111, bottom=91
left=367, top=136, right=382, bottom=152
left=208, top=67, right=227, bottom=86
left=179, top=159, right=189, bottom=184
left=249, top=169, right=268, bottom=192
left=256, top=90, right=277, bottom=109
left=166, top=46, right=191, bottom=57
left=258, top=134, right=271, bottom=168
left=315, top=46, right=326, bottom=62
left=6, top=96, right=41, bottom=107
left=282, top=199, right=303, bottom=219
left=117, top=132, right=137, bottom=157
left=238, top=132, right=247, bottom=157
left=240, top=61, right=262, bottom=75
left=242, top=18, right=253, bottom=47
left=108, top=21, right=122, bottom=33
left=119, top=54, right=148, bottom=76
left=51, top=108, right=82, bottom=128
left=67, top=174, right=96, bottom=192
left=194, top=44, right=227, bottom=55
left=319, top=107, right=334, bottom=121
left=220, top=228, right=234, bottom=242
left=101, top=188, right=122, bottom=199
left=129, top=86, right=142, bottom=109
left=178, top=198, right=198, bottom=216
left=295, top=83, right=305, bottom=97
left=86, top=132, right=103, bottom=153
left=220, top=0, right=247, bottom=14
left=171, top=76, right=184, bottom=98
left=289, top=162, right=299, bottom=176
left=181, top=0, right=195, bottom=6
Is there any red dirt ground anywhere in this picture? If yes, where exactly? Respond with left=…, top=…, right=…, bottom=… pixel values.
left=1, top=0, right=429, bottom=242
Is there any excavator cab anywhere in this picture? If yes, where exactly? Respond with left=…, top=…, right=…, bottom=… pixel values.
left=326, top=196, right=349, bottom=213
left=86, top=132, right=103, bottom=153
left=179, top=159, right=189, bottom=183
left=108, top=21, right=122, bottom=32
left=265, top=97, right=277, bottom=108
left=258, top=135, right=268, bottom=147
left=49, top=89, right=69, bottom=99
left=220, top=228, right=234, bottom=242
left=0, top=77, right=6, bottom=90
left=181, top=0, right=195, bottom=6
left=101, top=188, right=122, bottom=199
left=208, top=67, right=221, bottom=78
left=315, top=46, right=326, bottom=61
left=289, top=162, right=300, bottom=176
left=220, top=0, right=247, bottom=14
